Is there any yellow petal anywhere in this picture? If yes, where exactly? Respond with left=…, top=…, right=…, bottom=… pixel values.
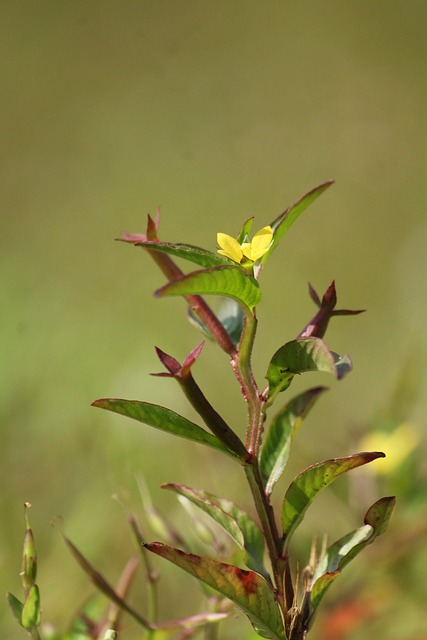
left=217, top=233, right=243, bottom=263
left=243, top=226, right=273, bottom=261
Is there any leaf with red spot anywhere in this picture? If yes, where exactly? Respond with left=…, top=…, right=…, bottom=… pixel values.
left=145, top=543, right=286, bottom=640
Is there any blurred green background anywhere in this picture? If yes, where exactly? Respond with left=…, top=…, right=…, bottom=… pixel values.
left=2, top=2, right=426, bottom=639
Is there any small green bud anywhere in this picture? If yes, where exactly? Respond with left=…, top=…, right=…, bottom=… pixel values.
left=20, top=502, right=37, bottom=593
left=103, top=631, right=118, bottom=640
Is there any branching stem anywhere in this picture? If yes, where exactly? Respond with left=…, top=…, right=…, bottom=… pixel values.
left=147, top=249, right=237, bottom=357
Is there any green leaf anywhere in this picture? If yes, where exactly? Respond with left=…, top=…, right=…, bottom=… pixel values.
left=260, top=387, right=327, bottom=495
left=6, top=592, right=24, bottom=628
left=306, top=496, right=395, bottom=627
left=217, top=297, right=245, bottom=345
left=262, top=180, right=334, bottom=262
left=155, top=265, right=261, bottom=312
left=266, top=338, right=351, bottom=400
left=308, top=572, right=340, bottom=613
left=281, top=452, right=385, bottom=551
left=21, top=584, right=41, bottom=629
left=163, top=484, right=268, bottom=580
left=136, top=241, right=227, bottom=268
left=146, top=543, right=286, bottom=640
left=92, top=399, right=239, bottom=460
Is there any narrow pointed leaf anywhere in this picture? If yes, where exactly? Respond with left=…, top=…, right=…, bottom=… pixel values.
left=92, top=399, right=239, bottom=460
left=266, top=338, right=351, bottom=400
left=260, top=387, right=327, bottom=495
left=237, top=217, right=255, bottom=244
left=282, top=452, right=385, bottom=551
left=21, top=584, right=41, bottom=629
left=136, top=241, right=227, bottom=268
left=63, top=534, right=151, bottom=630
left=163, top=484, right=268, bottom=579
left=146, top=543, right=286, bottom=640
left=262, top=181, right=334, bottom=262
left=155, top=265, right=261, bottom=312
left=6, top=592, right=24, bottom=628
left=307, top=496, right=395, bottom=626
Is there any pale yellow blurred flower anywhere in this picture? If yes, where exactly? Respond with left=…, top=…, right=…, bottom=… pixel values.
left=359, top=422, right=419, bottom=475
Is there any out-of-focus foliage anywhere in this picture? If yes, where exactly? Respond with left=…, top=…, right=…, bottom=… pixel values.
left=2, top=2, right=426, bottom=639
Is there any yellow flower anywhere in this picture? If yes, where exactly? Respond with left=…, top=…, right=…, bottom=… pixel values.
left=359, top=422, right=419, bottom=476
left=217, top=226, right=273, bottom=264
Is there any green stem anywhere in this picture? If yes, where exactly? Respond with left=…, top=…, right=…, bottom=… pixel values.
left=231, top=312, right=262, bottom=455
left=128, top=515, right=159, bottom=624
left=231, top=308, right=287, bottom=610
left=178, top=374, right=248, bottom=458
left=244, top=460, right=285, bottom=608
left=204, top=596, right=222, bottom=640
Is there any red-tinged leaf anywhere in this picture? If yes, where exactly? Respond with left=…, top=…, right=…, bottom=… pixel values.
left=304, top=497, right=396, bottom=628
left=154, top=342, right=205, bottom=379
left=281, top=452, right=385, bottom=551
left=120, top=211, right=160, bottom=244
left=135, top=241, right=227, bottom=268
left=155, top=265, right=261, bottom=313
left=260, top=387, right=327, bottom=495
left=266, top=338, right=351, bottom=400
left=261, top=181, right=334, bottom=262
left=92, top=399, right=239, bottom=460
left=154, top=346, right=182, bottom=375
left=63, top=533, right=151, bottom=630
left=146, top=543, right=286, bottom=640
left=163, top=484, right=268, bottom=580
left=299, top=282, right=365, bottom=339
